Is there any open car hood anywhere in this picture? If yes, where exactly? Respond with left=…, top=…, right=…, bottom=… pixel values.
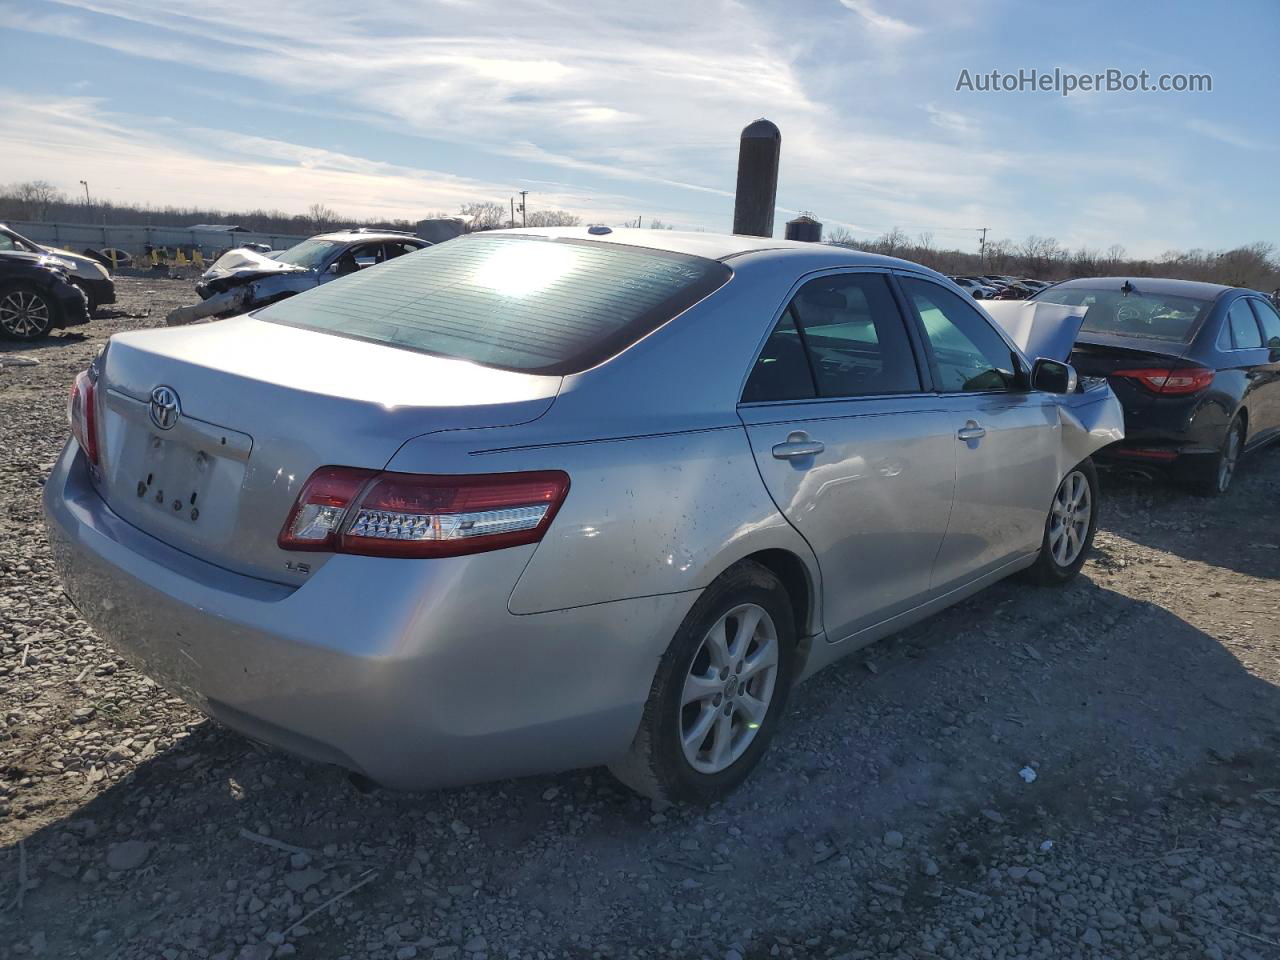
left=981, top=301, right=1087, bottom=363
left=201, top=248, right=308, bottom=283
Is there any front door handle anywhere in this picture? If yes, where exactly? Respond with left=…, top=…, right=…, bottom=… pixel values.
left=956, top=420, right=986, bottom=441
left=772, top=431, right=825, bottom=460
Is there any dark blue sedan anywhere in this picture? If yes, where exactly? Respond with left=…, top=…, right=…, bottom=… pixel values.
left=1031, top=277, right=1280, bottom=495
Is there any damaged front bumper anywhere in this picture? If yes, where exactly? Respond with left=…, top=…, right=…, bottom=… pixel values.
left=166, top=273, right=316, bottom=326
left=165, top=286, right=252, bottom=326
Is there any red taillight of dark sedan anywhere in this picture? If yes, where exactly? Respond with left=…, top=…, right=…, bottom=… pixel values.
left=1111, top=366, right=1214, bottom=395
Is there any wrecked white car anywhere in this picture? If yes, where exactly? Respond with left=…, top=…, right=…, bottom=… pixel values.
left=165, top=230, right=430, bottom=326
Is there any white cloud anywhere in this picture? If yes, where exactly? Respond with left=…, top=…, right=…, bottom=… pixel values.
left=1183, top=118, right=1265, bottom=151
left=835, top=0, right=921, bottom=36
left=924, top=104, right=979, bottom=137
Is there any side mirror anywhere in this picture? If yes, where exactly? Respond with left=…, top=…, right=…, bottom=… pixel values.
left=326, top=261, right=341, bottom=274
left=1031, top=357, right=1078, bottom=394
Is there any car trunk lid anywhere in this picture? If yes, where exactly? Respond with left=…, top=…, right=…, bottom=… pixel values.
left=1069, top=333, right=1196, bottom=413
left=92, top=315, right=560, bottom=583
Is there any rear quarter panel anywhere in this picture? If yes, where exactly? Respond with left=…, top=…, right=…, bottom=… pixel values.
left=385, top=423, right=820, bottom=623
left=384, top=255, right=826, bottom=628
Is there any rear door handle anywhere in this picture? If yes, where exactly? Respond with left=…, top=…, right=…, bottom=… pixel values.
left=956, top=421, right=986, bottom=441
left=772, top=431, right=825, bottom=460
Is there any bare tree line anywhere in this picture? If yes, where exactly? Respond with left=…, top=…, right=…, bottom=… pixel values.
left=0, top=181, right=582, bottom=236
left=826, top=226, right=1279, bottom=291
left=454, top=202, right=582, bottom=230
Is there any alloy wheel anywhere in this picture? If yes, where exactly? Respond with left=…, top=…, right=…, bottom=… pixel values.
left=0, top=289, right=52, bottom=338
left=679, top=603, right=779, bottom=775
left=1048, top=469, right=1091, bottom=567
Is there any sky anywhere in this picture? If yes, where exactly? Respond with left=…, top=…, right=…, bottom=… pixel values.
left=0, top=0, right=1276, bottom=258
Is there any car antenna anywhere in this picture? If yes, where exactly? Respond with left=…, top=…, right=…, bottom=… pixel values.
left=1119, top=280, right=1135, bottom=297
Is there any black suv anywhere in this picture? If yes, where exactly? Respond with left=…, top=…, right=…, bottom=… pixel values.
left=0, top=251, right=91, bottom=340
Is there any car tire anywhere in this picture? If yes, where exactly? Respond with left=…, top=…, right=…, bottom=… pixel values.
left=1185, top=417, right=1244, bottom=497
left=1023, top=458, right=1099, bottom=586
left=0, top=282, right=58, bottom=341
left=609, top=560, right=796, bottom=804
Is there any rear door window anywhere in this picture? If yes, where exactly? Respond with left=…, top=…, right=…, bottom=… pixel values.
left=258, top=234, right=731, bottom=374
left=741, top=273, right=921, bottom=402
left=1227, top=300, right=1263, bottom=349
left=741, top=309, right=816, bottom=403
left=385, top=240, right=424, bottom=259
left=1248, top=299, right=1280, bottom=350
left=789, top=274, right=921, bottom=397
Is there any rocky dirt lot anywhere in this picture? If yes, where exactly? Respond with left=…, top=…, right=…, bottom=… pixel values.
left=1, top=277, right=1278, bottom=960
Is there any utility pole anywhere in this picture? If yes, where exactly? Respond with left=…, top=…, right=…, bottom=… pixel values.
left=510, top=197, right=516, bottom=228
left=638, top=215, right=643, bottom=229
left=518, top=190, right=528, bottom=227
left=978, top=226, right=989, bottom=267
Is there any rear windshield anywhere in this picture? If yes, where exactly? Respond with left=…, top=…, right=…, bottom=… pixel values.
left=256, top=234, right=731, bottom=374
left=1033, top=286, right=1210, bottom=342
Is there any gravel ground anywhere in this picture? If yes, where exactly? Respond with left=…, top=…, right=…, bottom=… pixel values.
left=2, top=277, right=1279, bottom=960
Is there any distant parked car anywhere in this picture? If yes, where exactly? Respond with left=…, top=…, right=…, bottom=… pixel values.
left=994, top=282, right=1037, bottom=300
left=1032, top=277, right=1280, bottom=495
left=1020, top=279, right=1051, bottom=291
left=0, top=250, right=91, bottom=340
left=949, top=276, right=999, bottom=299
left=982, top=275, right=1016, bottom=287
left=166, top=230, right=431, bottom=325
left=0, top=224, right=115, bottom=313
left=45, top=228, right=1123, bottom=801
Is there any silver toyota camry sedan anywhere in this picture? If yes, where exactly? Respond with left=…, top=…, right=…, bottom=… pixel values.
left=44, top=228, right=1122, bottom=802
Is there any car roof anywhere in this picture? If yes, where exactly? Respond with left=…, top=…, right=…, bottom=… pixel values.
left=311, top=231, right=426, bottom=243
left=486, top=226, right=937, bottom=272
left=1049, top=276, right=1236, bottom=300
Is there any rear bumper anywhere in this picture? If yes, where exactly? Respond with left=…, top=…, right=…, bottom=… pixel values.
left=42, top=442, right=697, bottom=789
left=1097, top=431, right=1221, bottom=460
left=1095, top=436, right=1222, bottom=475
left=1097, top=391, right=1234, bottom=468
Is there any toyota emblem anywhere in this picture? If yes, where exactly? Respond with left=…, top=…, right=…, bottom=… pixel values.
left=149, top=385, right=181, bottom=431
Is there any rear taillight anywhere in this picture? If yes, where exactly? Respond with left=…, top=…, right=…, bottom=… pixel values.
left=278, top=468, right=570, bottom=558
left=277, top=466, right=376, bottom=551
left=1112, top=366, right=1213, bottom=395
left=67, top=370, right=100, bottom=465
